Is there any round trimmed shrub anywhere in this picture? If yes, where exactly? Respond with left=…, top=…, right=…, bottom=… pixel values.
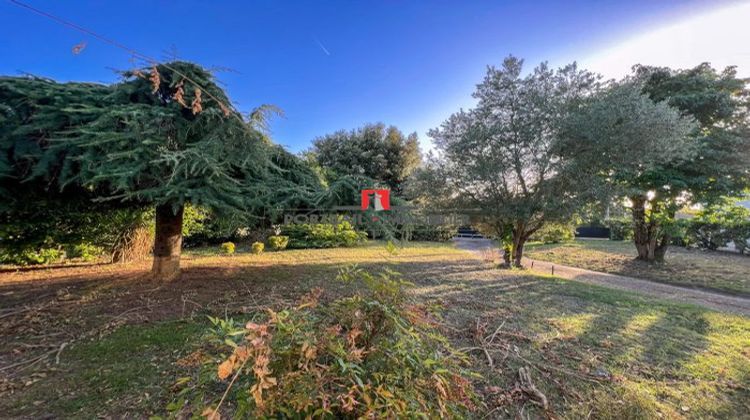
left=267, top=235, right=289, bottom=251
left=251, top=241, right=264, bottom=254
left=220, top=242, right=236, bottom=255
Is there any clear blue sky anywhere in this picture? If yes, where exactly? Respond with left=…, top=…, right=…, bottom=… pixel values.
left=0, top=0, right=736, bottom=152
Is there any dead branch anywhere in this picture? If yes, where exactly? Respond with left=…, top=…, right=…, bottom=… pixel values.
left=518, top=366, right=548, bottom=410
left=55, top=342, right=68, bottom=365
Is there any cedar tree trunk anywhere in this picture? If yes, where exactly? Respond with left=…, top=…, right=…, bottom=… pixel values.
left=152, top=203, right=184, bottom=281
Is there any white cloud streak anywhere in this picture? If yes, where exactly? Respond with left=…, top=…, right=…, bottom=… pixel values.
left=314, top=37, right=331, bottom=56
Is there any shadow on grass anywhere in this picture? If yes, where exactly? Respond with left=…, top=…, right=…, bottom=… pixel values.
left=1, top=245, right=748, bottom=418
left=407, top=255, right=749, bottom=418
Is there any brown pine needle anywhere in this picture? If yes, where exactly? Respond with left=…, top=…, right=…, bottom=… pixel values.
left=149, top=66, right=161, bottom=94
left=173, top=80, right=187, bottom=107
left=71, top=41, right=86, bottom=55
left=191, top=88, right=203, bottom=114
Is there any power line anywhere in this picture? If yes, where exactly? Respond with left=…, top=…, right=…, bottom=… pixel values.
left=7, top=0, right=242, bottom=122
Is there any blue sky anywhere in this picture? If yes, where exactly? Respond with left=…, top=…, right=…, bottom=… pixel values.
left=1, top=0, right=745, bottom=152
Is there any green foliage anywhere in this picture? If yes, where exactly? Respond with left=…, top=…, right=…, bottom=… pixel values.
left=406, top=224, right=458, bottom=242
left=427, top=56, right=600, bottom=265
left=635, top=63, right=750, bottom=205
left=44, top=63, right=270, bottom=213
left=686, top=203, right=750, bottom=252
left=686, top=221, right=725, bottom=250
left=530, top=222, right=575, bottom=244
left=281, top=221, right=367, bottom=249
left=67, top=243, right=105, bottom=262
left=666, top=219, right=693, bottom=247
left=251, top=242, right=264, bottom=254
left=309, top=123, right=422, bottom=194
left=605, top=218, right=634, bottom=241
left=266, top=235, right=289, bottom=251
left=0, top=247, right=64, bottom=266
left=220, top=242, right=235, bottom=255
left=0, top=76, right=113, bottom=210
left=183, top=267, right=475, bottom=418
left=560, top=82, right=698, bottom=261
left=182, top=205, right=210, bottom=237
left=560, top=82, right=697, bottom=198
left=0, top=194, right=147, bottom=259
left=0, top=63, right=325, bottom=272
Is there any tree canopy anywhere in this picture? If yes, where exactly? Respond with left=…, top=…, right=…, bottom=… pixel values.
left=635, top=63, right=750, bottom=203
left=0, top=62, right=318, bottom=280
left=309, top=123, right=421, bottom=194
left=427, top=56, right=598, bottom=266
left=558, top=82, right=697, bottom=261
left=559, top=63, right=750, bottom=262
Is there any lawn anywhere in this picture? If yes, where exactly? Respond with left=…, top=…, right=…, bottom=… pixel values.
left=526, top=240, right=750, bottom=296
left=1, top=242, right=748, bottom=418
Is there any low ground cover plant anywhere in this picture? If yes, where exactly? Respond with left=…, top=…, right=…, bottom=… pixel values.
left=66, top=243, right=105, bottom=262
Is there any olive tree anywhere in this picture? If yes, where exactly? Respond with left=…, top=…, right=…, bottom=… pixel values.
left=429, top=56, right=598, bottom=266
left=558, top=82, right=697, bottom=261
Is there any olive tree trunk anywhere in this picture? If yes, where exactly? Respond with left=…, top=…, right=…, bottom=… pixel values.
left=631, top=195, right=669, bottom=263
left=502, top=244, right=512, bottom=267
left=510, top=221, right=540, bottom=268
left=151, top=204, right=184, bottom=281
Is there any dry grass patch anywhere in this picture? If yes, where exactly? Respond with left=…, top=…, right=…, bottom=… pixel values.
left=526, top=240, right=750, bottom=296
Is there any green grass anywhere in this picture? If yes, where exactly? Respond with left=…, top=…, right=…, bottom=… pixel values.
left=6, top=321, right=206, bottom=418
left=2, top=242, right=749, bottom=418
left=526, top=239, right=750, bottom=296
left=430, top=272, right=750, bottom=418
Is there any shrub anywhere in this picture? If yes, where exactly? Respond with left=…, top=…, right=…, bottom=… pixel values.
left=668, top=219, right=693, bottom=247
left=725, top=222, right=750, bottom=255
left=407, top=224, right=458, bottom=242
left=281, top=221, right=367, bottom=249
left=606, top=218, right=633, bottom=241
left=180, top=266, right=476, bottom=418
left=685, top=203, right=750, bottom=253
left=687, top=221, right=726, bottom=250
left=251, top=242, right=264, bottom=254
left=220, top=242, right=236, bottom=255
left=0, top=247, right=64, bottom=266
left=530, top=223, right=575, bottom=244
left=267, top=235, right=289, bottom=251
left=67, top=243, right=104, bottom=262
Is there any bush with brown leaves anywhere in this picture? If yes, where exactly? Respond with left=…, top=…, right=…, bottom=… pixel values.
left=174, top=266, right=477, bottom=418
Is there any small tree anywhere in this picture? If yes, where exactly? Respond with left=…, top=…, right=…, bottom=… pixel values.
left=429, top=56, right=598, bottom=266
left=309, top=123, right=421, bottom=194
left=559, top=83, right=696, bottom=261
